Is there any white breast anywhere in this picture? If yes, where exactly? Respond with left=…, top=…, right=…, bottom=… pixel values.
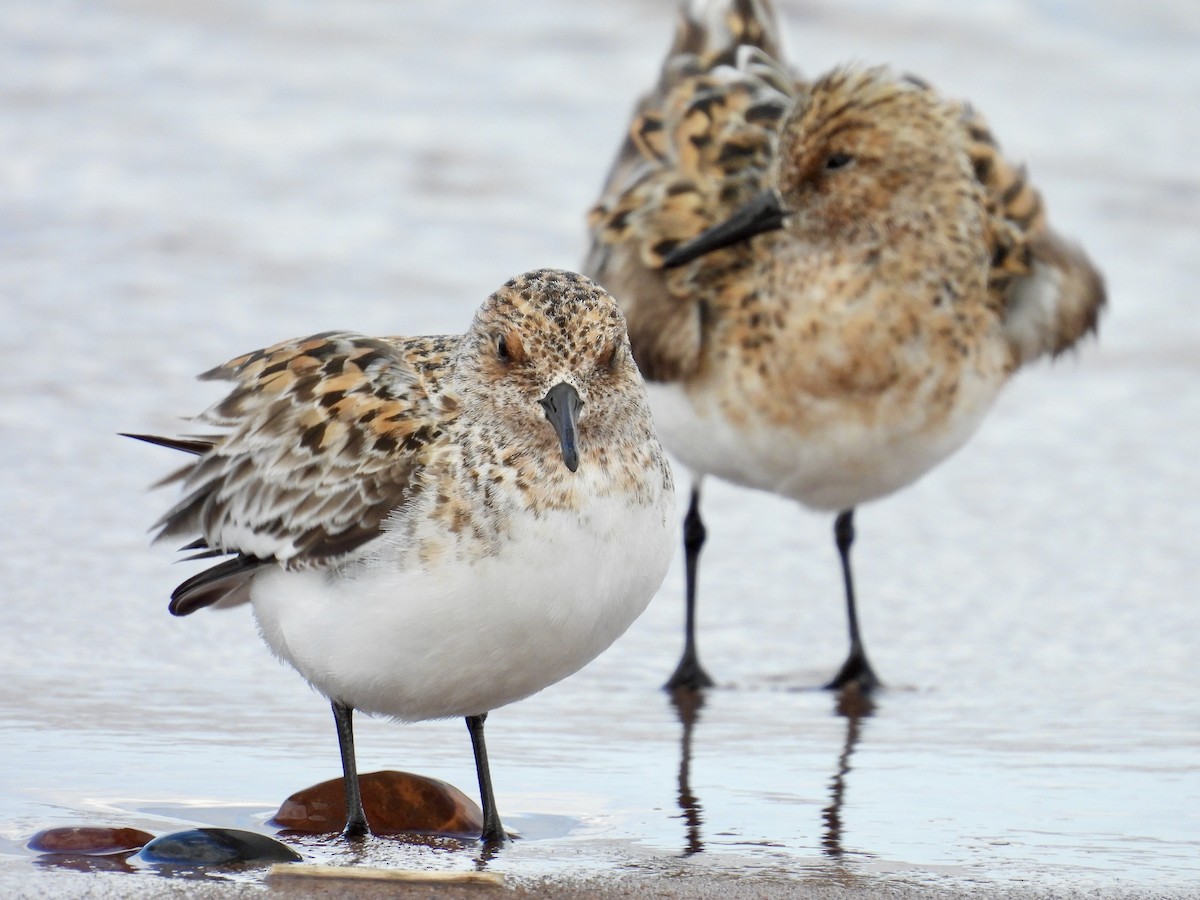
left=249, top=487, right=674, bottom=722
left=645, top=376, right=1003, bottom=512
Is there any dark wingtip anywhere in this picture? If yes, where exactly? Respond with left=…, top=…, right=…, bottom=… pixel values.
left=168, top=555, right=264, bottom=616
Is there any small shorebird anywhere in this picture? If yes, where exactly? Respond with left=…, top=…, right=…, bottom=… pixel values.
left=127, top=269, right=675, bottom=843
left=585, top=0, right=1105, bottom=691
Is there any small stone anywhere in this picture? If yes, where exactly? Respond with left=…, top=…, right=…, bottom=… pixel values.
left=137, top=828, right=301, bottom=865
left=272, top=770, right=484, bottom=836
left=28, top=826, right=154, bottom=855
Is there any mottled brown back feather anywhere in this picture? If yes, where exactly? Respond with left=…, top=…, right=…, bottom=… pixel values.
left=585, top=1, right=793, bottom=381
left=134, top=332, right=458, bottom=612
left=961, top=105, right=1106, bottom=357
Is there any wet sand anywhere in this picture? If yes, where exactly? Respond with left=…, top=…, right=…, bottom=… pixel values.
left=8, top=863, right=1193, bottom=900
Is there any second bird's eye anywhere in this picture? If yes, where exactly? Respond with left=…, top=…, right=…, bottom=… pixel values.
left=496, top=336, right=511, bottom=361
left=824, top=152, right=854, bottom=171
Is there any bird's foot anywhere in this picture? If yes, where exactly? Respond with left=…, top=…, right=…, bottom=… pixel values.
left=479, top=825, right=512, bottom=849
left=665, top=652, right=715, bottom=692
left=824, top=651, right=881, bottom=693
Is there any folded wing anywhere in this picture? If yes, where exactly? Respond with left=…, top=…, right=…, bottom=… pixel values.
left=585, top=0, right=796, bottom=382
left=962, top=106, right=1107, bottom=363
left=129, top=332, right=451, bottom=615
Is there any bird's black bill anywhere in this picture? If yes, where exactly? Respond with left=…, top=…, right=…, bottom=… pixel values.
left=539, top=381, right=582, bottom=473
left=661, top=189, right=787, bottom=269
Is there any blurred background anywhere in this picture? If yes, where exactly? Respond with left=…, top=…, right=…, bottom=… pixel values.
left=1, top=0, right=1197, bottom=894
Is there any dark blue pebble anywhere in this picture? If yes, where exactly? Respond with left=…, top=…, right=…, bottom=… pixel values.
left=137, top=828, right=301, bottom=865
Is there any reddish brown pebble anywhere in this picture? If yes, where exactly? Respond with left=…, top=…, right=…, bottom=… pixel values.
left=29, top=826, right=155, bottom=855
left=272, top=770, right=483, bottom=836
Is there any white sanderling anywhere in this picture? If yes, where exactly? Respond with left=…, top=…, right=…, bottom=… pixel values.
left=128, top=268, right=676, bottom=842
left=585, top=0, right=1105, bottom=691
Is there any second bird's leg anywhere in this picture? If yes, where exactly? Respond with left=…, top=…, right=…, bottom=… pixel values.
left=665, top=484, right=715, bottom=691
left=824, top=508, right=882, bottom=691
left=465, top=713, right=507, bottom=845
left=331, top=699, right=370, bottom=839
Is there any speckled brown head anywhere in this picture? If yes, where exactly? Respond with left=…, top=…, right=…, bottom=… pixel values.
left=663, top=66, right=978, bottom=267
left=773, top=67, right=973, bottom=244
left=453, top=268, right=645, bottom=473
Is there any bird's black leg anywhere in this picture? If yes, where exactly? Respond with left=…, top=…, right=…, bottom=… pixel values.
left=465, top=713, right=507, bottom=845
left=824, top=509, right=882, bottom=691
left=665, top=484, right=716, bottom=691
left=331, top=699, right=370, bottom=839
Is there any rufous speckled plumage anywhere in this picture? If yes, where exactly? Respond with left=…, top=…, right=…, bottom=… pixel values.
left=585, top=0, right=1105, bottom=691
left=128, top=269, right=675, bottom=844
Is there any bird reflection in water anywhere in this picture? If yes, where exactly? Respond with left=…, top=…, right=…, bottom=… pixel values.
left=822, top=684, right=875, bottom=859
left=668, top=682, right=875, bottom=860
left=668, top=688, right=706, bottom=856
left=475, top=838, right=504, bottom=869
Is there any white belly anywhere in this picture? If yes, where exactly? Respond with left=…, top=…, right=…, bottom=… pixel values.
left=645, top=378, right=1002, bottom=511
left=249, top=493, right=674, bottom=722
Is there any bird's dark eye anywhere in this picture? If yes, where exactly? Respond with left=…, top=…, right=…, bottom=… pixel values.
left=494, top=331, right=525, bottom=365
left=598, top=342, right=619, bottom=371
left=824, top=152, right=854, bottom=171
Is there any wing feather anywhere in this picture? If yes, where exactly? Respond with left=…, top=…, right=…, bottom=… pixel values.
left=132, top=332, right=456, bottom=614
left=962, top=106, right=1107, bottom=362
left=585, top=0, right=796, bottom=382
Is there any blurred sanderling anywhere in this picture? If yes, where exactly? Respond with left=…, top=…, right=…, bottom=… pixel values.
left=585, top=0, right=1105, bottom=691
left=127, top=268, right=676, bottom=843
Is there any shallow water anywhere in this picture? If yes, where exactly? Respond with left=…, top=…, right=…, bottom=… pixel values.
left=1, top=0, right=1198, bottom=896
